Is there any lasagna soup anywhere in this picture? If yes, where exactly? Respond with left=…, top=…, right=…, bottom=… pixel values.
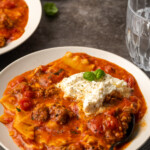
left=0, top=0, right=28, bottom=47
left=0, top=52, right=147, bottom=150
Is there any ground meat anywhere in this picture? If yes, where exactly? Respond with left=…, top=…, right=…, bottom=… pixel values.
left=32, top=106, right=49, bottom=122
left=0, top=0, right=16, bottom=9
left=118, top=111, right=132, bottom=132
left=82, top=135, right=105, bottom=150
left=0, top=11, right=13, bottom=28
left=123, top=96, right=142, bottom=114
left=33, top=87, right=45, bottom=98
left=33, top=86, right=60, bottom=98
left=0, top=12, right=6, bottom=28
left=0, top=36, right=6, bottom=47
left=49, top=104, right=74, bottom=125
left=44, top=85, right=60, bottom=97
left=104, top=91, right=123, bottom=104
left=61, top=143, right=84, bottom=150
left=61, top=143, right=105, bottom=150
left=13, top=82, right=30, bottom=94
left=105, top=130, right=117, bottom=144
left=84, top=145, right=105, bottom=150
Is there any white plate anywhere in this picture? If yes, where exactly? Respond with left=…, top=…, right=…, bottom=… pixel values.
left=0, top=46, right=150, bottom=150
left=0, top=0, right=42, bottom=55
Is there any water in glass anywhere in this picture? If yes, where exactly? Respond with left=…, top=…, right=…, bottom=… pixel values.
left=126, top=0, right=150, bottom=71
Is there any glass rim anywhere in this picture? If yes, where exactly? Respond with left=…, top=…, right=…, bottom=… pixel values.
left=128, top=0, right=149, bottom=22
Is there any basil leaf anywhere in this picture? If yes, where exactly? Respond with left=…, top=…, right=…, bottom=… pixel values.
left=44, top=2, right=58, bottom=16
left=83, top=72, right=96, bottom=81
left=94, top=69, right=105, bottom=80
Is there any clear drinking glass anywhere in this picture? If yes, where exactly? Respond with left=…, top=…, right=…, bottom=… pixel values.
left=126, top=0, right=150, bottom=71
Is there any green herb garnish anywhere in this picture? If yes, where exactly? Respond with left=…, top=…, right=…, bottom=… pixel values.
left=83, top=72, right=96, bottom=81
left=44, top=2, right=58, bottom=16
left=16, top=107, right=21, bottom=112
left=70, top=130, right=78, bottom=134
left=48, top=75, right=52, bottom=79
left=83, top=69, right=105, bottom=81
left=94, top=69, right=105, bottom=80
left=54, top=69, right=64, bottom=75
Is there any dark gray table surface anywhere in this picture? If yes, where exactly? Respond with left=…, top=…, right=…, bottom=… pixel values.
left=0, top=0, right=150, bottom=150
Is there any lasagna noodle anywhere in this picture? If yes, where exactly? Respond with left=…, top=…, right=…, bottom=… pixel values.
left=62, top=52, right=95, bottom=71
left=0, top=95, right=17, bottom=112
left=13, top=111, right=35, bottom=140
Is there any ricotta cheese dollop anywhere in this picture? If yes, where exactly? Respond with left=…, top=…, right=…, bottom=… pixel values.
left=57, top=72, right=132, bottom=116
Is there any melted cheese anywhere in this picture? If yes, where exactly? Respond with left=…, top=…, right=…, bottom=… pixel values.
left=57, top=72, right=132, bottom=116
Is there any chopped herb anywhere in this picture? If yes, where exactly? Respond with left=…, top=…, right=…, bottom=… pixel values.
left=31, top=115, right=34, bottom=120
left=54, top=69, right=64, bottom=75
left=44, top=2, right=58, bottom=16
left=35, top=126, right=39, bottom=130
left=70, top=130, right=78, bottom=134
left=48, top=75, right=52, bottom=79
left=55, top=114, right=59, bottom=117
left=16, top=107, right=21, bottom=112
left=83, top=72, right=96, bottom=81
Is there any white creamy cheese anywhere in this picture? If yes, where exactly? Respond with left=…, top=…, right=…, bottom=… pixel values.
left=57, top=72, right=132, bottom=116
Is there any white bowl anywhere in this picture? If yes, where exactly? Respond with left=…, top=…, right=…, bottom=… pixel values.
left=0, top=46, right=150, bottom=150
left=0, top=0, right=42, bottom=55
